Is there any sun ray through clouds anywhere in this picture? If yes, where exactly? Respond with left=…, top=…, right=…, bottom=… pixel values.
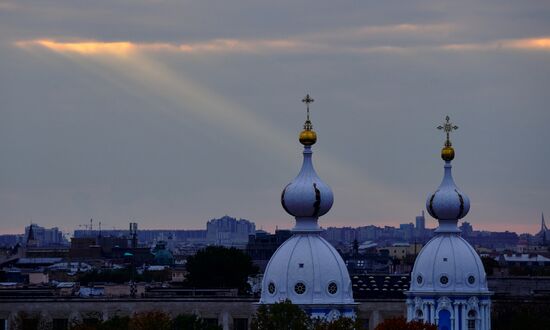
left=14, top=38, right=380, bottom=192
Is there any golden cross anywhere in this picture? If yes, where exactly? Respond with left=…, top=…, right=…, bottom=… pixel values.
left=301, top=94, right=314, bottom=130
left=437, top=116, right=458, bottom=147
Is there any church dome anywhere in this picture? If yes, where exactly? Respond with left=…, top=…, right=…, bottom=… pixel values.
left=426, top=162, right=470, bottom=222
left=153, top=241, right=174, bottom=266
left=407, top=117, right=492, bottom=329
left=260, top=234, right=354, bottom=305
left=261, top=95, right=354, bottom=315
left=280, top=147, right=333, bottom=221
left=410, top=234, right=488, bottom=293
left=280, top=94, right=333, bottom=231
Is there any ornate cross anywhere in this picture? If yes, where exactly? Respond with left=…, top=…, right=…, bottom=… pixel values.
left=302, top=94, right=314, bottom=119
left=437, top=115, right=458, bottom=147
left=302, top=94, right=314, bottom=130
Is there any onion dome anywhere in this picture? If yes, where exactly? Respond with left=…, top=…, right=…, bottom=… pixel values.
left=281, top=94, right=333, bottom=232
left=426, top=116, right=470, bottom=233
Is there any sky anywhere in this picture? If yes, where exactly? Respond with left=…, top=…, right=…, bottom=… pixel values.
left=0, top=0, right=549, bottom=235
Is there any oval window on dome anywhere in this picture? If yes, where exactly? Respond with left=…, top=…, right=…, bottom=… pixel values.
left=294, top=282, right=306, bottom=294
left=440, top=275, right=449, bottom=285
left=327, top=282, right=338, bottom=295
left=416, top=275, right=423, bottom=285
left=468, top=275, right=476, bottom=285
left=268, top=282, right=276, bottom=294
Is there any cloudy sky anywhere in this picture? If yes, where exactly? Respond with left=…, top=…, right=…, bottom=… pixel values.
left=0, top=0, right=548, bottom=235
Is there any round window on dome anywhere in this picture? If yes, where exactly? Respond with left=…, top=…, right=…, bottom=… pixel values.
left=416, top=275, right=423, bottom=285
left=294, top=282, right=306, bottom=294
left=327, top=282, right=338, bottom=295
left=440, top=275, right=449, bottom=285
left=268, top=282, right=276, bottom=294
left=468, top=275, right=476, bottom=285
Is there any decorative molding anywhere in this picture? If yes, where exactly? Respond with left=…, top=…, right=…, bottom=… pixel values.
left=467, top=296, right=479, bottom=312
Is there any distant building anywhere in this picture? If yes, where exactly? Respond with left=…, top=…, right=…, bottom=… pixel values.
left=460, top=221, right=474, bottom=237
left=74, top=229, right=208, bottom=245
left=535, top=212, right=549, bottom=245
left=399, top=223, right=414, bottom=242
left=497, top=253, right=550, bottom=267
left=206, top=216, right=255, bottom=247
left=464, top=230, right=518, bottom=250
left=69, top=234, right=153, bottom=264
left=246, top=230, right=291, bottom=271
left=24, top=224, right=66, bottom=247
left=415, top=211, right=426, bottom=238
left=69, top=237, right=102, bottom=259
left=356, top=225, right=379, bottom=242
left=0, top=235, right=21, bottom=248
left=383, top=242, right=423, bottom=260
left=345, top=252, right=391, bottom=274
left=25, top=224, right=38, bottom=248
left=322, top=226, right=356, bottom=245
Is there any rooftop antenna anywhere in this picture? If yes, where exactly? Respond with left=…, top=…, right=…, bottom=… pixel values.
left=129, top=221, right=138, bottom=248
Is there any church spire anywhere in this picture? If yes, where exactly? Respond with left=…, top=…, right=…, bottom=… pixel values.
left=437, top=115, right=458, bottom=161
left=281, top=94, right=333, bottom=232
left=299, top=94, right=317, bottom=146
left=426, top=116, right=470, bottom=233
left=26, top=223, right=35, bottom=243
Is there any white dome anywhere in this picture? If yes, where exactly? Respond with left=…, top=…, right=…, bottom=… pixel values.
left=410, top=234, right=488, bottom=293
left=260, top=233, right=354, bottom=305
left=426, top=163, right=470, bottom=222
left=281, top=147, right=334, bottom=221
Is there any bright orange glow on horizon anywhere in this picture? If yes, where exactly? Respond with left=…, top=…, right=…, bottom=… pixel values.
left=16, top=39, right=136, bottom=56
left=14, top=35, right=550, bottom=58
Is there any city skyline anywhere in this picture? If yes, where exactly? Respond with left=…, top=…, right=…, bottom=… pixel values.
left=1, top=1, right=549, bottom=235
left=0, top=212, right=543, bottom=237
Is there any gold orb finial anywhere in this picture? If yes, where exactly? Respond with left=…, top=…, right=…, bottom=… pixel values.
left=437, top=116, right=458, bottom=161
left=299, top=94, right=317, bottom=146
left=299, top=129, right=317, bottom=146
left=441, top=146, right=455, bottom=161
